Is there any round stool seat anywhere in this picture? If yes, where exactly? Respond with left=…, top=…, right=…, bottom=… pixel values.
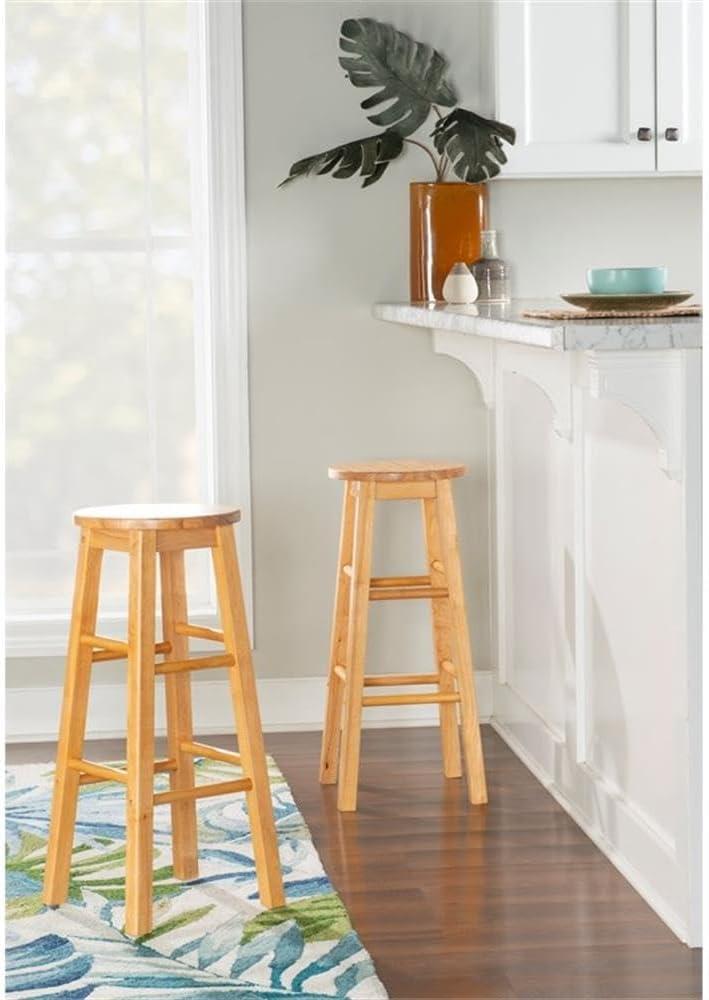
left=328, top=459, right=466, bottom=483
left=74, top=503, right=241, bottom=531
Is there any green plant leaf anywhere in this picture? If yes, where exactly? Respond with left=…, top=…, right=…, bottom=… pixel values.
left=339, top=18, right=456, bottom=137
left=432, top=108, right=516, bottom=182
left=280, top=131, right=404, bottom=188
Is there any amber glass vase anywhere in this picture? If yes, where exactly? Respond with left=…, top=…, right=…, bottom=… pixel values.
left=410, top=182, right=489, bottom=302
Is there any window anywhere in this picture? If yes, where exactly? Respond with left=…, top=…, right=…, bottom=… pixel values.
left=6, top=0, right=250, bottom=654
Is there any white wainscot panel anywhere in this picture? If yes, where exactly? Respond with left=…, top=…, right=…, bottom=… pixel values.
left=584, top=395, right=684, bottom=853
left=502, top=372, right=566, bottom=738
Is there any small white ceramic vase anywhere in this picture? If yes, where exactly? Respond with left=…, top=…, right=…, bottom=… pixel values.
left=442, top=261, right=479, bottom=304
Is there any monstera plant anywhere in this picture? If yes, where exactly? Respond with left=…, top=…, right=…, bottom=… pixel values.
left=281, top=17, right=516, bottom=188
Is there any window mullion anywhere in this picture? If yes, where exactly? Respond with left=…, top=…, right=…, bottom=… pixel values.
left=139, top=0, right=159, bottom=501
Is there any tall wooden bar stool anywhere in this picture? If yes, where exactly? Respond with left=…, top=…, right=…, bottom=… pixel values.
left=320, top=461, right=487, bottom=812
left=43, top=504, right=284, bottom=937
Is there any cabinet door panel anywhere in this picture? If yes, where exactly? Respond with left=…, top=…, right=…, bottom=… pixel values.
left=496, top=0, right=656, bottom=175
left=656, top=0, right=702, bottom=173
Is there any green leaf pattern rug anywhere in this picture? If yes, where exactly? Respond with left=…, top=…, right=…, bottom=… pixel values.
left=6, top=757, right=388, bottom=998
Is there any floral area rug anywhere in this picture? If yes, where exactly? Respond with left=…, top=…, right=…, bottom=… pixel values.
left=6, top=757, right=388, bottom=999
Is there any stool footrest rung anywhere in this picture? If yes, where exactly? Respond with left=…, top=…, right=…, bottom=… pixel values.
left=175, top=623, right=225, bottom=643
left=362, top=692, right=461, bottom=707
left=83, top=635, right=173, bottom=663
left=91, top=640, right=172, bottom=663
left=370, top=574, right=432, bottom=588
left=180, top=740, right=241, bottom=767
left=156, top=653, right=235, bottom=675
left=364, top=673, right=441, bottom=686
left=81, top=634, right=128, bottom=655
left=333, top=669, right=446, bottom=687
left=69, top=759, right=128, bottom=784
left=154, top=778, right=252, bottom=806
left=369, top=585, right=448, bottom=601
left=71, top=757, right=178, bottom=785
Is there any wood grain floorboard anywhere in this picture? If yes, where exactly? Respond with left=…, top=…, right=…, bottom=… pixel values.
left=7, top=725, right=700, bottom=999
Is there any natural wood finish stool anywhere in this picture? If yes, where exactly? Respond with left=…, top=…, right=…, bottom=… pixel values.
left=43, top=504, right=284, bottom=936
left=320, top=462, right=488, bottom=811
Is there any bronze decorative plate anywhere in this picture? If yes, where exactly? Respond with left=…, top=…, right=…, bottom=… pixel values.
left=561, top=291, right=693, bottom=312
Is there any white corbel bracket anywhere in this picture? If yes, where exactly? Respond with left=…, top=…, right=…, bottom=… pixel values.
left=587, top=351, right=684, bottom=481
left=497, top=342, right=574, bottom=439
left=432, top=329, right=495, bottom=407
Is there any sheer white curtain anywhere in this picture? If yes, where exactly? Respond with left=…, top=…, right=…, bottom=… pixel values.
left=6, top=0, right=250, bottom=653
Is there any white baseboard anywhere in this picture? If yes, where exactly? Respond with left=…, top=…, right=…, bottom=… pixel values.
left=5, top=671, right=493, bottom=743
left=491, top=718, right=693, bottom=947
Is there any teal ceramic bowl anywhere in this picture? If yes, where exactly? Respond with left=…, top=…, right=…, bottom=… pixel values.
left=586, top=266, right=667, bottom=295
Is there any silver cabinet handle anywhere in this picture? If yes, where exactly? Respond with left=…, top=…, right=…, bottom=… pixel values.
left=637, top=127, right=652, bottom=141
left=665, top=127, right=680, bottom=141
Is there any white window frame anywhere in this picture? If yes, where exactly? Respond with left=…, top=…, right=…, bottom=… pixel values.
left=6, top=0, right=253, bottom=656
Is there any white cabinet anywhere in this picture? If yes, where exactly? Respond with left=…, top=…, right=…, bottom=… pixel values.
left=656, top=0, right=703, bottom=172
left=495, top=0, right=702, bottom=176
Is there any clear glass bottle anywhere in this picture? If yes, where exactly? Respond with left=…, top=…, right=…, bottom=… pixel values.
left=471, top=230, right=511, bottom=304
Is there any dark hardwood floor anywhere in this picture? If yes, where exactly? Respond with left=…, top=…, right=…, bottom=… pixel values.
left=8, top=725, right=701, bottom=999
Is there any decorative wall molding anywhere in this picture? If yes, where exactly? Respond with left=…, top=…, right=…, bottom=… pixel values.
left=586, top=350, right=685, bottom=480
left=5, top=672, right=493, bottom=743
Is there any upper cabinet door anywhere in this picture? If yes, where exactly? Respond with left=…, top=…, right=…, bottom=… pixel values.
left=656, top=0, right=703, bottom=173
left=495, top=0, right=656, bottom=175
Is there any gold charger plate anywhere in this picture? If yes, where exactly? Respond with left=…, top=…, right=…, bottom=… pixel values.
left=561, top=291, right=692, bottom=312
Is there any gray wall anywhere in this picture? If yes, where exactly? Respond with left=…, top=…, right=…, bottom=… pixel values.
left=8, top=0, right=701, bottom=690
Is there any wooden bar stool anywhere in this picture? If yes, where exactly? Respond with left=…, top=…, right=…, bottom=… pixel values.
left=319, top=462, right=488, bottom=812
left=43, top=504, right=284, bottom=937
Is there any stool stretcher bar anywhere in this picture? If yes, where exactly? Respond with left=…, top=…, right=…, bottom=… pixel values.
left=81, top=634, right=129, bottom=654
left=70, top=757, right=178, bottom=785
left=369, top=585, right=449, bottom=601
left=333, top=665, right=451, bottom=688
left=180, top=740, right=242, bottom=767
left=370, top=574, right=432, bottom=588
left=82, top=635, right=172, bottom=662
left=362, top=692, right=461, bottom=707
left=68, top=759, right=128, bottom=784
left=154, top=777, right=252, bottom=806
left=175, top=622, right=225, bottom=643
left=363, top=672, right=441, bottom=686
left=155, top=653, right=235, bottom=675
left=92, top=642, right=172, bottom=663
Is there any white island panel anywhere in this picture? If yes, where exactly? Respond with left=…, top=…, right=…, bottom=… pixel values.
left=375, top=302, right=701, bottom=947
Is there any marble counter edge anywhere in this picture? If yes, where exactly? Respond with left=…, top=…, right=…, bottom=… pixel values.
left=373, top=302, right=702, bottom=352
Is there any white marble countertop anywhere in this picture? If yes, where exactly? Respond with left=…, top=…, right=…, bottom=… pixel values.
left=373, top=300, right=701, bottom=351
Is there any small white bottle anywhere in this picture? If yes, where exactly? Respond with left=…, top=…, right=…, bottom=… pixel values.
left=442, top=261, right=479, bottom=304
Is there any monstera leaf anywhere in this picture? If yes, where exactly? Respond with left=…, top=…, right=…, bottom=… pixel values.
left=339, top=18, right=456, bottom=137
left=280, top=131, right=404, bottom=188
left=432, top=108, right=516, bottom=182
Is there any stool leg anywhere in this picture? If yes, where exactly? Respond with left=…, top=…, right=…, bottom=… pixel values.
left=422, top=497, right=463, bottom=779
left=125, top=529, right=157, bottom=937
left=337, top=482, right=376, bottom=812
left=43, top=529, right=103, bottom=906
left=160, top=549, right=198, bottom=881
left=212, top=524, right=284, bottom=909
left=435, top=481, right=488, bottom=805
left=319, top=483, right=356, bottom=784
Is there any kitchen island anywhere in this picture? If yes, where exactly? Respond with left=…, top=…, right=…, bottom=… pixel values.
left=375, top=300, right=701, bottom=947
